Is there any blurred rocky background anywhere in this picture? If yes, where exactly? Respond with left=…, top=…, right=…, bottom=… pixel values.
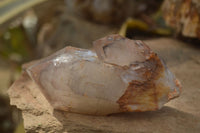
left=0, top=0, right=199, bottom=132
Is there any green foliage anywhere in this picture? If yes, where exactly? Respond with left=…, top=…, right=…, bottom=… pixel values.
left=0, top=26, right=31, bottom=64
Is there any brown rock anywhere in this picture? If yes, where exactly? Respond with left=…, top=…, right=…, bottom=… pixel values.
left=162, top=0, right=200, bottom=38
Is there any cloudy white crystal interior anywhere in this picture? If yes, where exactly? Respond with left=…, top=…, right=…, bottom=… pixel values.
left=26, top=35, right=181, bottom=115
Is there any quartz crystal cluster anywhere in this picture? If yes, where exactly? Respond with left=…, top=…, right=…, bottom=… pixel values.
left=26, top=34, right=181, bottom=115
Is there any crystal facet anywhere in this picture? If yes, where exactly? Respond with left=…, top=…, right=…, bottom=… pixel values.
left=26, top=34, right=181, bottom=115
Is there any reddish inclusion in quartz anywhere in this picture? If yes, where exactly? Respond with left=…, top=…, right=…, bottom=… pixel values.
left=26, top=34, right=181, bottom=115
left=93, top=34, right=181, bottom=112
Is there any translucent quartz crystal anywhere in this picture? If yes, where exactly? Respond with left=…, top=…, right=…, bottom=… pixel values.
left=26, top=34, right=181, bottom=115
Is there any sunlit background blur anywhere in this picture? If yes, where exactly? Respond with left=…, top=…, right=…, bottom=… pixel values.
left=0, top=0, right=199, bottom=132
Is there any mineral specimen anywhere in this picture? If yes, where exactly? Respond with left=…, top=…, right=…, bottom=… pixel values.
left=26, top=34, right=181, bottom=115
